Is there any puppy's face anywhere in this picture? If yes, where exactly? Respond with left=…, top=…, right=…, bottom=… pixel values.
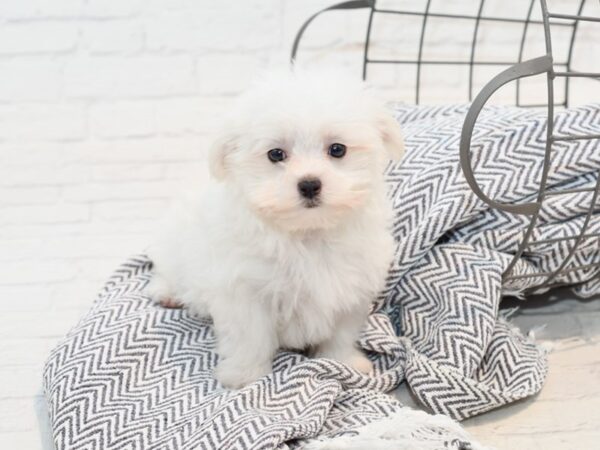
left=209, top=70, right=404, bottom=232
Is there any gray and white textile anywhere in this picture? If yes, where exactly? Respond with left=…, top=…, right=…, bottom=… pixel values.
left=44, top=103, right=600, bottom=449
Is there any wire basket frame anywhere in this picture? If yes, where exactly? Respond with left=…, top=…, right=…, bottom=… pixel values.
left=291, top=0, right=600, bottom=292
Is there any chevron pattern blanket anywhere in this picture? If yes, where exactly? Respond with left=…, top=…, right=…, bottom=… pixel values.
left=44, top=104, right=600, bottom=450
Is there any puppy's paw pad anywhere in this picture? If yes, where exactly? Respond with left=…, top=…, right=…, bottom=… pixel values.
left=159, top=297, right=183, bottom=309
left=145, top=276, right=171, bottom=302
left=215, top=360, right=271, bottom=389
left=349, top=353, right=374, bottom=374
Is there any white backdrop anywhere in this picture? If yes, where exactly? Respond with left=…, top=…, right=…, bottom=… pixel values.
left=0, top=1, right=598, bottom=448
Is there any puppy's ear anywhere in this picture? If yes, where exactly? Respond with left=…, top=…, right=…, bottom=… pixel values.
left=377, top=112, right=405, bottom=161
left=208, top=129, right=238, bottom=181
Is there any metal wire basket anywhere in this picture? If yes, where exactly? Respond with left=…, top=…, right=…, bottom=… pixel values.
left=291, top=0, right=600, bottom=292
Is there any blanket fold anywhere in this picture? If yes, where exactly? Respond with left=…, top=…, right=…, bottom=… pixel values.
left=44, top=103, right=600, bottom=449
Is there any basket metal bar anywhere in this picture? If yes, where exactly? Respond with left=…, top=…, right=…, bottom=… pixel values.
left=502, top=0, right=558, bottom=279
left=506, top=261, right=600, bottom=280
left=373, top=8, right=574, bottom=27
left=291, top=0, right=600, bottom=292
left=548, top=12, right=600, bottom=22
left=520, top=103, right=563, bottom=107
left=367, top=59, right=520, bottom=65
left=538, top=172, right=600, bottom=288
left=290, top=0, right=374, bottom=63
left=554, top=71, right=600, bottom=78
left=526, top=232, right=600, bottom=247
left=415, top=0, right=433, bottom=104
left=552, top=133, right=600, bottom=141
left=362, top=3, right=376, bottom=80
left=517, top=0, right=537, bottom=106
left=546, top=186, right=598, bottom=195
left=366, top=59, right=569, bottom=66
left=460, top=55, right=552, bottom=217
left=469, top=0, right=486, bottom=102
left=564, top=0, right=587, bottom=107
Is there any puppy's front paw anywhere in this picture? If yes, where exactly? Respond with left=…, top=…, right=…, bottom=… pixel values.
left=348, top=352, right=374, bottom=374
left=316, top=347, right=374, bottom=375
left=146, top=275, right=184, bottom=309
left=215, top=359, right=272, bottom=389
left=159, top=297, right=183, bottom=309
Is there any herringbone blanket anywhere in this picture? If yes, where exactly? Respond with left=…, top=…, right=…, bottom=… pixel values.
left=44, top=104, right=600, bottom=450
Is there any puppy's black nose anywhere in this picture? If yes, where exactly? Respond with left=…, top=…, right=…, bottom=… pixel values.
left=298, top=178, right=322, bottom=199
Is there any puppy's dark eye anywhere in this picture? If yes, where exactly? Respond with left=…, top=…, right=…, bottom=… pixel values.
left=267, top=148, right=287, bottom=163
left=328, top=143, right=346, bottom=158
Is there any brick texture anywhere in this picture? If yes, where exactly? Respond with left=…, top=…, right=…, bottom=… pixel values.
left=0, top=0, right=598, bottom=448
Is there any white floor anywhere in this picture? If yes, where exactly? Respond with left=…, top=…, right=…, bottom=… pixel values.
left=1, top=149, right=599, bottom=450
left=395, top=289, right=600, bottom=449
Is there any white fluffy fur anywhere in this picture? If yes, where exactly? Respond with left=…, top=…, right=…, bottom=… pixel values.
left=146, top=68, right=404, bottom=389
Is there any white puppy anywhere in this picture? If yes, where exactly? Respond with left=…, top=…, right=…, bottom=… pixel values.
left=146, top=69, right=404, bottom=389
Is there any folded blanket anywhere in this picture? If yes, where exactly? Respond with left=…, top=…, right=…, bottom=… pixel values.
left=381, top=103, right=600, bottom=419
left=44, top=103, right=600, bottom=449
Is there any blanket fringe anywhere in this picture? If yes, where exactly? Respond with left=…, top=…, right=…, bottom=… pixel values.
left=302, top=408, right=490, bottom=450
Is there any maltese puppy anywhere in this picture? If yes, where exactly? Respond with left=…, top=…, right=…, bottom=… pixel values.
left=146, top=69, right=404, bottom=389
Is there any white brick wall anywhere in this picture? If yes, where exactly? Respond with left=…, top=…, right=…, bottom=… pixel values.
left=0, top=1, right=598, bottom=448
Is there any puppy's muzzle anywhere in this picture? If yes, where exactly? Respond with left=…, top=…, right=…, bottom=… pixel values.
left=298, top=178, right=321, bottom=199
